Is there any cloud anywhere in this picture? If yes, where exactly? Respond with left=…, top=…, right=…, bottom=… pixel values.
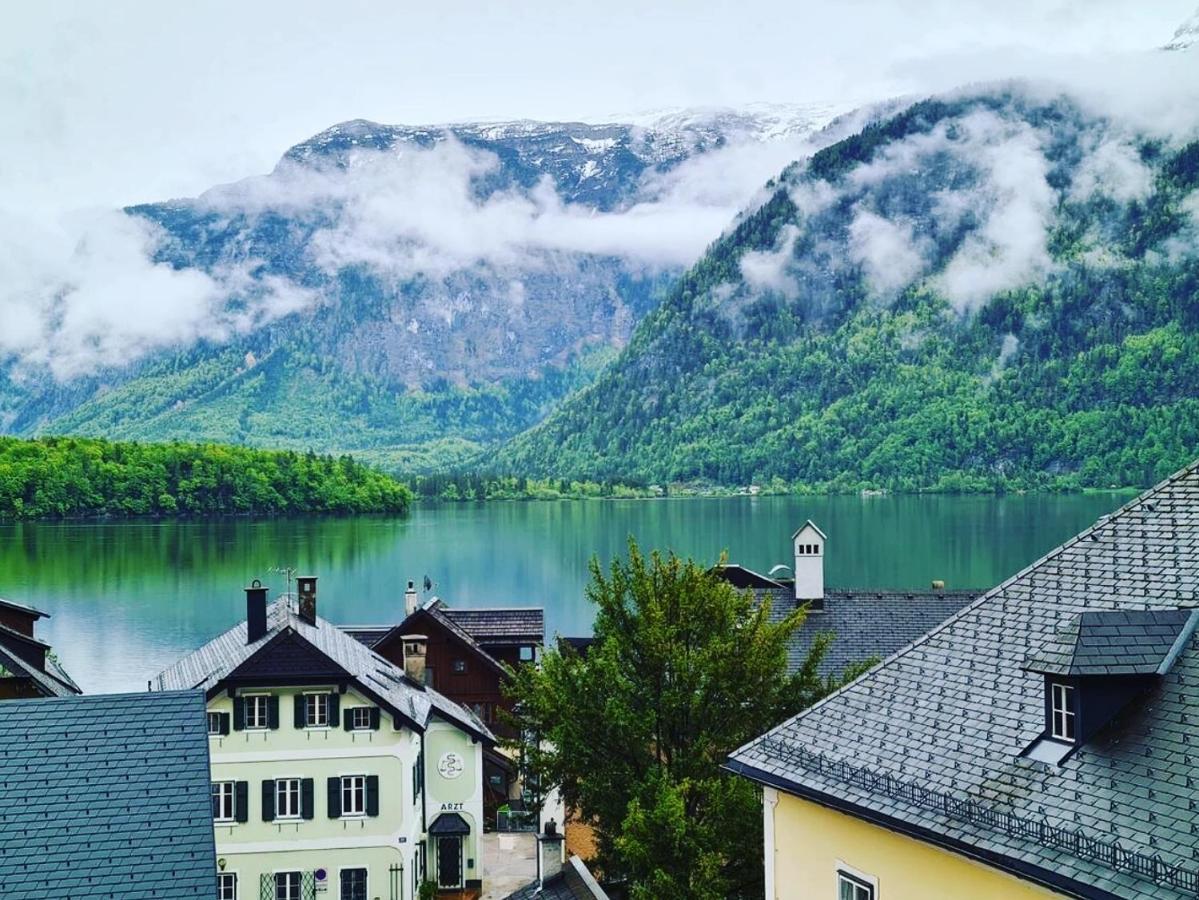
left=848, top=210, right=930, bottom=297
left=1069, top=135, right=1155, bottom=203
left=739, top=224, right=801, bottom=296
left=0, top=209, right=315, bottom=379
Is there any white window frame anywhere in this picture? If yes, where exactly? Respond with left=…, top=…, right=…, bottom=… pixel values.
left=341, top=774, right=367, bottom=817
left=274, top=871, right=301, bottom=900
left=834, top=861, right=877, bottom=900
left=305, top=692, right=330, bottom=728
left=217, top=872, right=238, bottom=900
left=351, top=706, right=372, bottom=730
left=207, top=712, right=223, bottom=736
left=244, top=694, right=270, bottom=730
left=211, top=780, right=236, bottom=823
left=275, top=777, right=302, bottom=820
left=518, top=645, right=535, bottom=662
left=339, top=866, right=368, bottom=900
left=1051, top=682, right=1076, bottom=742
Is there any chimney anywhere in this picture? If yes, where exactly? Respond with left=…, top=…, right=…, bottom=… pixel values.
left=401, top=634, right=428, bottom=684
left=297, top=576, right=317, bottom=625
left=931, top=579, right=945, bottom=590
left=536, top=825, right=565, bottom=887
left=404, top=580, right=418, bottom=618
left=792, top=520, right=826, bottom=612
left=246, top=580, right=269, bottom=643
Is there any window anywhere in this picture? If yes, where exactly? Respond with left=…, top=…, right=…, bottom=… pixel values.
left=217, top=872, right=237, bottom=900
left=208, top=712, right=222, bottom=735
left=305, top=693, right=330, bottom=728
left=274, top=872, right=301, bottom=900
left=340, top=868, right=367, bottom=900
left=245, top=695, right=270, bottom=730
left=1051, top=682, right=1076, bottom=741
left=452, top=659, right=467, bottom=674
left=211, top=781, right=236, bottom=822
left=519, top=645, right=535, bottom=662
left=351, top=706, right=372, bottom=730
left=837, top=871, right=874, bottom=900
left=275, top=778, right=301, bottom=819
left=342, top=775, right=366, bottom=816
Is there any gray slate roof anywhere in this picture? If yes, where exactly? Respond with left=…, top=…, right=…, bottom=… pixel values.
left=153, top=597, right=493, bottom=743
left=755, top=587, right=979, bottom=678
left=441, top=606, right=545, bottom=645
left=0, top=690, right=217, bottom=899
left=729, top=461, right=1199, bottom=899
left=503, top=855, right=611, bottom=900
left=1023, top=608, right=1199, bottom=677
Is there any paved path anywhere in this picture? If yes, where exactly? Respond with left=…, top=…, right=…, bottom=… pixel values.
left=481, top=831, right=537, bottom=899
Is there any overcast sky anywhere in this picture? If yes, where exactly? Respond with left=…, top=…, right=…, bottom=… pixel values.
left=0, top=0, right=1194, bottom=213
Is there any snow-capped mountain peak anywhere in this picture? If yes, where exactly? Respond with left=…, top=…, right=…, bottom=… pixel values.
left=1163, top=7, right=1199, bottom=51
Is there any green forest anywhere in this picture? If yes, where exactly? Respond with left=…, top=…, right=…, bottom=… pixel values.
left=498, top=93, right=1199, bottom=492
left=0, top=437, right=413, bottom=520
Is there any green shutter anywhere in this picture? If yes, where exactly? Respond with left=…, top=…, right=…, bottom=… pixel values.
left=235, top=781, right=249, bottom=823
left=267, top=695, right=280, bottom=729
left=259, top=873, right=272, bottom=900
left=370, top=708, right=381, bottom=730
left=343, top=708, right=354, bottom=731
left=220, top=712, right=231, bottom=736
left=366, top=775, right=379, bottom=817
left=261, top=780, right=276, bottom=822
left=327, top=777, right=341, bottom=818
left=294, top=694, right=306, bottom=729
left=329, top=692, right=340, bottom=724
left=301, top=778, right=314, bottom=819
left=232, top=697, right=245, bottom=731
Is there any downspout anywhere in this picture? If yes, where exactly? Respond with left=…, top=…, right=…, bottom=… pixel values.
left=763, top=786, right=779, bottom=900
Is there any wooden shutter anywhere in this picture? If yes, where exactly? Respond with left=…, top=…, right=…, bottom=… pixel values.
left=366, top=775, right=379, bottom=817
left=232, top=697, right=245, bottom=731
left=294, top=694, right=306, bottom=729
left=301, top=778, right=314, bottom=820
left=235, top=781, right=249, bottom=823
left=370, top=708, right=381, bottom=730
left=343, top=709, right=353, bottom=731
left=329, top=693, right=340, bottom=724
left=220, top=712, right=231, bottom=736
left=261, top=780, right=276, bottom=822
left=327, top=777, right=341, bottom=818
left=267, top=695, right=280, bottom=730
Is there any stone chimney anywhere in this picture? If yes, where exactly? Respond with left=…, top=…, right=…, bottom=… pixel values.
left=404, top=580, right=418, bottom=618
left=536, top=824, right=565, bottom=886
left=792, top=520, right=826, bottom=612
left=246, top=579, right=269, bottom=643
left=401, top=634, right=428, bottom=684
left=297, top=576, right=317, bottom=625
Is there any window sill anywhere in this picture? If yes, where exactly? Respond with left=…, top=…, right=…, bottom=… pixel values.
left=214, top=818, right=238, bottom=826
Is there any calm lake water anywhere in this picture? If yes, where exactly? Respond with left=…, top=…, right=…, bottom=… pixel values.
left=0, top=493, right=1133, bottom=693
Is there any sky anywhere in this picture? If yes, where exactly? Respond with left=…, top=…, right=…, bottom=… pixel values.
left=2, top=0, right=1194, bottom=214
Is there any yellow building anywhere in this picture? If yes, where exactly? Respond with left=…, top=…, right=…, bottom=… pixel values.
left=728, top=460, right=1199, bottom=900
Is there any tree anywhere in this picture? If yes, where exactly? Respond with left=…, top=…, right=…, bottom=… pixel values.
left=506, top=540, right=851, bottom=899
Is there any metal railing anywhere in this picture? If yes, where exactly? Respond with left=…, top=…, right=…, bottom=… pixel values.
left=760, top=737, right=1199, bottom=896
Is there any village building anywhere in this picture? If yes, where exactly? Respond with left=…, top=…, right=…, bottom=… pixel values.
left=502, top=828, right=610, bottom=900
left=0, top=596, right=81, bottom=699
left=718, top=520, right=980, bottom=678
left=0, top=690, right=218, bottom=899
left=728, top=462, right=1199, bottom=899
left=152, top=577, right=495, bottom=899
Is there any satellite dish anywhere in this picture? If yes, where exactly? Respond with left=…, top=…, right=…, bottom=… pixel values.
left=768, top=564, right=792, bottom=578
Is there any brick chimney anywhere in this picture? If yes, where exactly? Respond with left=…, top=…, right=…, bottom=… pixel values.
left=246, top=580, right=269, bottom=643
left=297, top=576, right=317, bottom=625
left=401, top=634, right=428, bottom=684
left=792, top=520, right=826, bottom=612
left=404, top=580, right=418, bottom=618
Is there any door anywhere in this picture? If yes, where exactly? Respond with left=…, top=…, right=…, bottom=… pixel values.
left=437, top=836, right=463, bottom=889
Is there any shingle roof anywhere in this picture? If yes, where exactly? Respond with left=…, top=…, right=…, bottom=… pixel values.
left=503, top=856, right=611, bottom=900
left=0, top=690, right=217, bottom=899
left=1023, top=608, right=1199, bottom=677
left=340, top=625, right=390, bottom=648
left=0, top=640, right=80, bottom=697
left=441, top=606, right=545, bottom=645
left=153, top=598, right=493, bottom=744
left=729, top=461, right=1199, bottom=899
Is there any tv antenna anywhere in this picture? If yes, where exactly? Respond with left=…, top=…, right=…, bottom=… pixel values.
left=269, top=565, right=298, bottom=596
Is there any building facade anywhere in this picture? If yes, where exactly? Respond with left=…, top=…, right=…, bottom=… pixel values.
left=0, top=596, right=80, bottom=699
left=154, top=578, right=493, bottom=899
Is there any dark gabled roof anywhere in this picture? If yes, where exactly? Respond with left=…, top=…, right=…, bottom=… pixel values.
left=153, top=598, right=494, bottom=745
left=729, top=460, right=1199, bottom=900
left=503, top=856, right=611, bottom=900
left=0, top=690, right=217, bottom=899
left=714, top=564, right=784, bottom=590
left=0, top=625, right=80, bottom=697
left=441, top=606, right=545, bottom=645
left=372, top=603, right=510, bottom=677
left=341, top=625, right=390, bottom=648
left=0, top=597, right=49, bottom=619
left=1023, top=608, right=1199, bottom=677
left=429, top=811, right=472, bottom=835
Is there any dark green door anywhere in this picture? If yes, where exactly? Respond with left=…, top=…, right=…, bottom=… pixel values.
left=437, top=836, right=462, bottom=888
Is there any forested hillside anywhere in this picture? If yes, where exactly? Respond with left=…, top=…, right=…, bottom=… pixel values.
left=499, top=90, right=1199, bottom=490
left=0, top=437, right=412, bottom=519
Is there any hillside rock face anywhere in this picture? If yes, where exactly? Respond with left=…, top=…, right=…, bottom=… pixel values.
left=2, top=108, right=836, bottom=467
left=499, top=90, right=1199, bottom=490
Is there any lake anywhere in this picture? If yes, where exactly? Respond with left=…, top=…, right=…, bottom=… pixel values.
left=0, top=492, right=1133, bottom=693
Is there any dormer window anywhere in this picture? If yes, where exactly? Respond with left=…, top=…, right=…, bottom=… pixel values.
left=1049, top=682, right=1075, bottom=742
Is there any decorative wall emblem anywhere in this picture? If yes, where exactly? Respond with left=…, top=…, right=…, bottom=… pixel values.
left=438, top=751, right=465, bottom=780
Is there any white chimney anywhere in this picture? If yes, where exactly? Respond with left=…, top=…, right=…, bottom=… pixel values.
left=792, top=520, right=826, bottom=611
left=404, top=580, right=418, bottom=617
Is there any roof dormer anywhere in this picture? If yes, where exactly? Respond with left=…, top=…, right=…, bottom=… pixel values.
left=1021, top=607, right=1199, bottom=764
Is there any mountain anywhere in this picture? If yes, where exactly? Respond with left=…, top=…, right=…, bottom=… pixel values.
left=497, top=89, right=1199, bottom=491
left=1163, top=7, right=1199, bottom=51
left=1, top=106, right=842, bottom=470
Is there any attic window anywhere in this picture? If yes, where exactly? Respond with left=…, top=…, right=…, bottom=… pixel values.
left=1050, top=683, right=1075, bottom=742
